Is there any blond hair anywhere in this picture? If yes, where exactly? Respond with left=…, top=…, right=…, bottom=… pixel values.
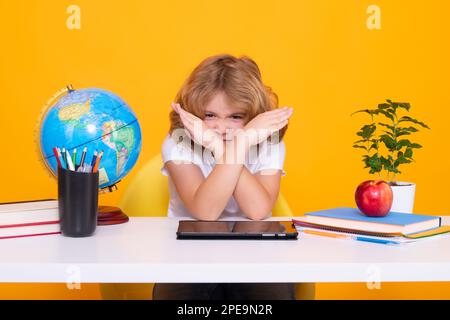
left=169, top=54, right=287, bottom=143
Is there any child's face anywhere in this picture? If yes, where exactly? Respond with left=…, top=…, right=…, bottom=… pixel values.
left=203, top=92, right=250, bottom=141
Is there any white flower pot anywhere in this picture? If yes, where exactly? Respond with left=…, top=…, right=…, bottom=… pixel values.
left=389, top=182, right=416, bottom=214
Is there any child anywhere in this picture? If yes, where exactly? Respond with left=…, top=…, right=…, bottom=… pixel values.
left=153, top=54, right=295, bottom=300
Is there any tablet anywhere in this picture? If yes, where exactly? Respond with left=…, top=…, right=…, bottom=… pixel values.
left=176, top=220, right=298, bottom=240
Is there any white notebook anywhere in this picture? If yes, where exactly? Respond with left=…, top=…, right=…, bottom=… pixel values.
left=0, top=199, right=59, bottom=226
left=0, top=199, right=58, bottom=213
left=0, top=222, right=60, bottom=239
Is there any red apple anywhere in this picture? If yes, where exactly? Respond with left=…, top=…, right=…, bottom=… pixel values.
left=355, top=180, right=393, bottom=217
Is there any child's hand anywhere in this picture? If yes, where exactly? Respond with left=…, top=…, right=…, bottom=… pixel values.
left=171, top=103, right=223, bottom=154
left=241, top=106, right=293, bottom=146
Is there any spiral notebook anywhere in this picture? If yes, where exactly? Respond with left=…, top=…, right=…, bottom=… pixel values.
left=294, top=222, right=450, bottom=245
left=295, top=207, right=441, bottom=234
left=292, top=207, right=450, bottom=245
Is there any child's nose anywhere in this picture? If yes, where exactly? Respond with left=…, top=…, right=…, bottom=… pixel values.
left=212, top=120, right=228, bottom=136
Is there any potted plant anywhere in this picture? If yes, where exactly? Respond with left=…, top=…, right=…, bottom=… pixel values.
left=351, top=99, right=430, bottom=213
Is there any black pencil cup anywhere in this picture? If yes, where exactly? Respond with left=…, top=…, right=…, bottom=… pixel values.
left=57, top=167, right=99, bottom=237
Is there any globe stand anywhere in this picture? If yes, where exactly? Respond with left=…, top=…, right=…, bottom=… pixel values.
left=97, top=182, right=129, bottom=226
left=98, top=205, right=129, bottom=226
left=99, top=184, right=119, bottom=194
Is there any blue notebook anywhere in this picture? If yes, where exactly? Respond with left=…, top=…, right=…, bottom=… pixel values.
left=302, top=207, right=442, bottom=234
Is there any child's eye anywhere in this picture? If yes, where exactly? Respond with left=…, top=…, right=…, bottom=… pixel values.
left=231, top=115, right=243, bottom=120
left=204, top=113, right=215, bottom=118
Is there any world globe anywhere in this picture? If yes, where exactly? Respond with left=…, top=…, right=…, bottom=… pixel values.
left=39, top=86, right=142, bottom=189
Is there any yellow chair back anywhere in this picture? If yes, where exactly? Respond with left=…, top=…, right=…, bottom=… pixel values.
left=119, top=154, right=168, bottom=217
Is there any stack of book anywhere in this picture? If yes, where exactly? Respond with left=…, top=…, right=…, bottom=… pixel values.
left=0, top=200, right=130, bottom=240
left=0, top=199, right=61, bottom=240
left=293, top=207, right=450, bottom=245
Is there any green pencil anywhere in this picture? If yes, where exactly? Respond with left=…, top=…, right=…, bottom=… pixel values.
left=72, top=148, right=77, bottom=169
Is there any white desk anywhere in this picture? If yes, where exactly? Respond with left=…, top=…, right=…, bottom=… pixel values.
left=0, top=217, right=449, bottom=283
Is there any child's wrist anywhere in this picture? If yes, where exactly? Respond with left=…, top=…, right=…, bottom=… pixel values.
left=212, top=138, right=247, bottom=165
left=209, top=140, right=224, bottom=160
left=224, top=136, right=249, bottom=164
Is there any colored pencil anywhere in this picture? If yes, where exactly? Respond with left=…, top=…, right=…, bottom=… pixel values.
left=65, top=150, right=75, bottom=171
left=72, top=148, right=77, bottom=169
left=90, top=150, right=98, bottom=170
left=301, top=229, right=400, bottom=245
left=57, top=148, right=66, bottom=169
left=79, top=147, right=87, bottom=168
left=92, top=150, right=103, bottom=173
left=62, top=147, right=67, bottom=167
left=53, top=147, right=62, bottom=168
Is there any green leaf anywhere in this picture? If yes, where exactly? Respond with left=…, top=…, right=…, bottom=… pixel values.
left=383, top=155, right=396, bottom=172
left=381, top=130, right=394, bottom=137
left=388, top=100, right=399, bottom=112
left=396, top=126, right=417, bottom=135
left=378, top=110, right=395, bottom=121
left=402, top=126, right=419, bottom=132
left=353, top=145, right=367, bottom=150
left=397, top=126, right=419, bottom=137
left=377, top=103, right=394, bottom=113
left=384, top=159, right=400, bottom=173
left=398, top=116, right=430, bottom=129
left=405, top=148, right=413, bottom=158
left=351, top=109, right=379, bottom=117
left=378, top=122, right=395, bottom=131
left=396, top=139, right=411, bottom=149
left=383, top=163, right=393, bottom=172
left=368, top=142, right=378, bottom=151
left=394, top=155, right=412, bottom=168
left=380, top=155, right=391, bottom=167
left=378, top=103, right=390, bottom=109
left=365, top=154, right=382, bottom=173
left=390, top=101, right=410, bottom=112
left=410, top=143, right=422, bottom=148
left=357, top=124, right=376, bottom=139
left=398, top=102, right=411, bottom=111
left=380, top=134, right=396, bottom=150
left=396, top=131, right=410, bottom=137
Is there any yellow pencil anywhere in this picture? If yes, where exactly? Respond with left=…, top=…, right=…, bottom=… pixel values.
left=302, top=229, right=348, bottom=239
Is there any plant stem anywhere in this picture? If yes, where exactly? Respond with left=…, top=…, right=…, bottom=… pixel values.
left=389, top=112, right=398, bottom=183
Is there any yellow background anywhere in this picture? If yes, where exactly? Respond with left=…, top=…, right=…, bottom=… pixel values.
left=1, top=0, right=449, bottom=299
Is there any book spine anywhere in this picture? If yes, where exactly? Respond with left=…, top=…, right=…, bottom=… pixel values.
left=0, top=200, right=58, bottom=213
left=0, top=220, right=60, bottom=229
left=0, top=206, right=58, bottom=214
left=0, top=232, right=61, bottom=240
left=292, top=219, right=402, bottom=237
left=0, top=199, right=56, bottom=205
